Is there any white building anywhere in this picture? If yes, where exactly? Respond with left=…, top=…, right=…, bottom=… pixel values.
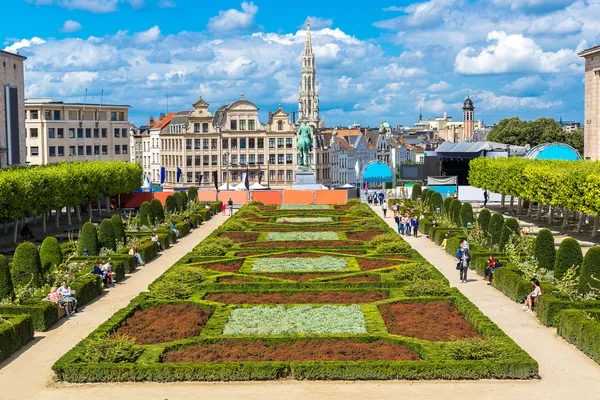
left=0, top=50, right=26, bottom=168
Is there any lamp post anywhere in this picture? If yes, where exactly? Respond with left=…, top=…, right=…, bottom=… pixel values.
left=225, top=151, right=230, bottom=191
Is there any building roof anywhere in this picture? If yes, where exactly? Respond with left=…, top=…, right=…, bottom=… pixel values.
left=337, top=136, right=353, bottom=150
left=579, top=45, right=600, bottom=57
left=151, top=112, right=176, bottom=130
left=0, top=49, right=27, bottom=60
left=25, top=98, right=131, bottom=108
left=436, top=141, right=529, bottom=156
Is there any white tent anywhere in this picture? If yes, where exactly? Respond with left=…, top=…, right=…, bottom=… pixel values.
left=249, top=182, right=268, bottom=190
left=218, top=183, right=231, bottom=191
left=234, top=182, right=248, bottom=191
left=341, top=183, right=355, bottom=188
left=320, top=185, right=330, bottom=190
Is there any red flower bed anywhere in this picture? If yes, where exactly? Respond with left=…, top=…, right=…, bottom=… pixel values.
left=358, top=258, right=402, bottom=271
left=163, top=339, right=420, bottom=363
left=334, top=205, right=352, bottom=210
left=220, top=232, right=260, bottom=243
left=337, top=275, right=380, bottom=283
left=218, top=277, right=254, bottom=283
left=194, top=260, right=243, bottom=273
left=257, top=227, right=348, bottom=232
left=258, top=206, right=276, bottom=211
left=346, top=231, right=384, bottom=241
left=340, top=217, right=357, bottom=222
left=379, top=301, right=481, bottom=341
left=260, top=273, right=340, bottom=281
left=204, top=291, right=388, bottom=304
left=114, top=304, right=211, bottom=345
left=242, top=240, right=359, bottom=248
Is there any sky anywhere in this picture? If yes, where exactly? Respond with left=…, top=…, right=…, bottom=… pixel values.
left=1, top=0, right=596, bottom=128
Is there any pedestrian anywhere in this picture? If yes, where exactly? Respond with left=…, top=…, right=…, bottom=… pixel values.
left=461, top=238, right=470, bottom=252
left=221, top=202, right=227, bottom=216
left=523, top=278, right=542, bottom=312
left=378, top=191, right=384, bottom=205
left=404, top=213, right=411, bottom=236
left=392, top=200, right=398, bottom=213
left=412, top=216, right=419, bottom=237
left=228, top=198, right=234, bottom=216
left=483, top=190, right=489, bottom=208
left=457, top=239, right=470, bottom=283
left=374, top=196, right=378, bottom=206
left=382, top=200, right=388, bottom=218
left=394, top=211, right=401, bottom=234
left=57, top=280, right=78, bottom=312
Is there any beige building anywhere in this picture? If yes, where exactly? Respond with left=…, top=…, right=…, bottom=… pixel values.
left=579, top=45, right=600, bottom=160
left=0, top=50, right=26, bottom=168
left=24, top=99, right=131, bottom=165
left=436, top=97, right=483, bottom=143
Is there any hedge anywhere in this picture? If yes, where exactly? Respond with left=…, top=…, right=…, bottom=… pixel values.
left=0, top=255, right=13, bottom=300
left=174, top=192, right=185, bottom=212
left=78, top=222, right=99, bottom=256
left=71, top=274, right=103, bottom=307
left=478, top=209, right=491, bottom=233
left=188, top=186, right=198, bottom=202
left=579, top=246, right=600, bottom=294
left=98, top=219, right=116, bottom=251
left=420, top=188, right=429, bottom=205
left=536, top=293, right=600, bottom=326
left=449, top=199, right=462, bottom=226
left=150, top=199, right=165, bottom=225
left=499, top=218, right=520, bottom=251
left=418, top=218, right=433, bottom=235
left=554, top=238, right=583, bottom=280
left=11, top=242, right=43, bottom=288
left=39, top=236, right=63, bottom=276
left=534, top=229, right=555, bottom=271
left=429, top=192, right=443, bottom=213
left=137, top=240, right=158, bottom=264
left=443, top=197, right=453, bottom=215
left=165, top=195, right=178, bottom=214
left=411, top=183, right=422, bottom=201
left=139, top=202, right=151, bottom=226
left=0, top=314, right=34, bottom=362
left=445, top=237, right=461, bottom=257
left=0, top=299, right=59, bottom=331
left=460, top=203, right=474, bottom=227
left=488, top=213, right=504, bottom=246
left=491, top=266, right=531, bottom=302
left=175, top=222, right=191, bottom=238
left=111, top=215, right=125, bottom=244
left=556, top=309, right=600, bottom=365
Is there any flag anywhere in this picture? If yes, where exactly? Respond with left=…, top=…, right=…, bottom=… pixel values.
left=212, top=171, right=218, bottom=191
left=355, top=160, right=360, bottom=180
left=258, top=165, right=263, bottom=184
left=160, top=167, right=166, bottom=184
left=245, top=165, right=250, bottom=190
left=176, top=167, right=182, bottom=183
left=197, top=174, right=203, bottom=186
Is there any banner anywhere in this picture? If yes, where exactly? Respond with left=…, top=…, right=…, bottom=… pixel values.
left=244, top=166, right=250, bottom=190
left=197, top=174, right=203, bottom=186
left=212, top=171, right=218, bottom=191
left=160, top=167, right=166, bottom=184
left=427, top=176, right=457, bottom=186
left=176, top=167, right=182, bottom=183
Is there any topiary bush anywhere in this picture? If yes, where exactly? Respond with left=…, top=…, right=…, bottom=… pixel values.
left=420, top=189, right=429, bottom=205
left=424, top=190, right=434, bottom=206
left=478, top=209, right=491, bottom=233
left=195, top=242, right=227, bottom=256
left=0, top=255, right=13, bottom=300
left=554, top=238, right=583, bottom=280
left=488, top=213, right=504, bottom=246
left=111, top=214, right=125, bottom=244
left=443, top=197, right=453, bottom=215
left=578, top=246, right=600, bottom=294
left=449, top=199, right=462, bottom=226
left=460, top=203, right=474, bottom=227
left=174, top=192, right=185, bottom=212
left=39, top=237, right=62, bottom=276
left=98, top=219, right=116, bottom=251
left=138, top=201, right=151, bottom=226
left=376, top=241, right=411, bottom=254
left=429, top=192, right=443, bottom=213
left=499, top=218, right=520, bottom=251
left=411, top=183, right=422, bottom=201
left=11, top=242, right=43, bottom=288
left=534, top=229, right=556, bottom=271
left=150, top=199, right=165, bottom=225
left=165, top=195, right=178, bottom=214
left=187, top=186, right=198, bottom=203
left=78, top=222, right=99, bottom=256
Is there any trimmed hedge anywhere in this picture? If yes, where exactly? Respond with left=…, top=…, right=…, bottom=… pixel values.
left=71, top=274, right=103, bottom=307
left=0, top=314, right=34, bottom=362
left=0, top=299, right=59, bottom=331
left=499, top=218, right=520, bottom=251
left=536, top=293, right=600, bottom=326
left=98, top=219, right=116, bottom=251
left=446, top=237, right=461, bottom=257
left=139, top=202, right=151, bottom=227
left=534, top=229, right=555, bottom=271
left=554, top=238, right=583, bottom=280
left=449, top=199, right=462, bottom=226
left=150, top=199, right=165, bottom=225
left=579, top=246, right=600, bottom=294
left=420, top=189, right=429, bottom=205
left=11, top=242, right=43, bottom=288
left=460, top=203, right=474, bottom=227
left=165, top=195, right=178, bottom=214
left=418, top=218, right=433, bottom=235
left=488, top=213, right=504, bottom=246
left=491, top=266, right=531, bottom=302
left=39, top=237, right=63, bottom=276
left=0, top=255, right=13, bottom=300
left=478, top=209, right=491, bottom=233
left=556, top=309, right=600, bottom=365
left=137, top=240, right=158, bottom=264
left=411, top=183, right=422, bottom=201
left=111, top=214, right=125, bottom=244
left=429, top=192, right=443, bottom=213
left=78, top=222, right=99, bottom=256
left=175, top=222, right=191, bottom=238
left=188, top=186, right=198, bottom=202
left=443, top=197, right=453, bottom=215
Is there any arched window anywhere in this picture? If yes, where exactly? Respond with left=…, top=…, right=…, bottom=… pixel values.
left=277, top=121, right=283, bottom=131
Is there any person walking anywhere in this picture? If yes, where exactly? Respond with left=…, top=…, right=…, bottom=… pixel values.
left=378, top=191, right=384, bottom=205
left=382, top=200, right=388, bottom=218
left=457, top=240, right=470, bottom=283
left=404, top=213, right=411, bottom=236
left=228, top=198, right=234, bottom=216
left=483, top=190, right=489, bottom=208
left=394, top=211, right=401, bottom=234
left=411, top=216, right=419, bottom=238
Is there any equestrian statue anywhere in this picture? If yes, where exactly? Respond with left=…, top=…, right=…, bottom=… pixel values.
left=296, top=121, right=313, bottom=168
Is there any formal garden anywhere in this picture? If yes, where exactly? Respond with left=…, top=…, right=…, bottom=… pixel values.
left=50, top=200, right=537, bottom=382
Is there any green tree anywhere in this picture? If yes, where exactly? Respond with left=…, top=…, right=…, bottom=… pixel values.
left=478, top=208, right=491, bottom=233
left=150, top=199, right=165, bottom=225
left=534, top=229, right=556, bottom=271
left=429, top=192, right=443, bottom=213
left=111, top=214, right=125, bottom=243
left=488, top=213, right=505, bottom=246
left=411, top=183, right=422, bottom=201
left=165, top=195, right=178, bottom=214
left=420, top=188, right=429, bottom=205
left=487, top=117, right=566, bottom=148
left=460, top=203, right=474, bottom=227
left=578, top=246, right=600, bottom=294
left=138, top=201, right=151, bottom=226
left=98, top=219, right=116, bottom=251
left=564, top=130, right=584, bottom=155
left=0, top=255, right=13, bottom=300
left=449, top=199, right=462, bottom=226
left=443, top=197, right=453, bottom=215
left=11, top=242, right=43, bottom=287
left=499, top=218, right=520, bottom=251
left=554, top=238, right=583, bottom=280
left=39, top=237, right=63, bottom=276
left=78, top=222, right=99, bottom=256
left=187, top=186, right=198, bottom=203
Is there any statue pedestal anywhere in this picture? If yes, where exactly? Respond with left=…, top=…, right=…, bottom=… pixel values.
left=292, top=169, right=322, bottom=190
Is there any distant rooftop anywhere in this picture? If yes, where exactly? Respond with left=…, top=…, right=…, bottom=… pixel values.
left=0, top=49, right=27, bottom=60
left=25, top=98, right=131, bottom=108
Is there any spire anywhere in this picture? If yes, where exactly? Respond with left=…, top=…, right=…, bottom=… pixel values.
left=298, top=16, right=319, bottom=128
left=303, top=16, right=313, bottom=56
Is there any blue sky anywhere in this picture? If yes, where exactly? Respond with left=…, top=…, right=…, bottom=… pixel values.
left=2, top=0, right=595, bottom=127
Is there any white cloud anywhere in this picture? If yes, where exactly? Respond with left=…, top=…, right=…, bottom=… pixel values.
left=207, top=2, right=258, bottom=35
left=455, top=31, right=580, bottom=74
left=4, top=37, right=46, bottom=54
left=477, top=90, right=562, bottom=110
left=59, top=20, right=82, bottom=33
left=491, top=0, right=574, bottom=11
left=382, top=6, right=404, bottom=11
left=527, top=15, right=583, bottom=35
left=427, top=80, right=452, bottom=92
left=27, top=0, right=119, bottom=13
left=501, top=75, right=548, bottom=96
left=301, top=17, right=333, bottom=30
left=134, top=26, right=161, bottom=44
left=403, top=0, right=456, bottom=26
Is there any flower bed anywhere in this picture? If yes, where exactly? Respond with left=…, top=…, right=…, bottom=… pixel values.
left=219, top=232, right=260, bottom=243
left=163, top=339, right=420, bottom=363
left=205, top=291, right=388, bottom=304
left=279, top=205, right=331, bottom=210
left=194, top=260, right=244, bottom=273
left=223, top=305, right=367, bottom=335
left=114, top=303, right=212, bottom=344
left=265, top=232, right=339, bottom=241
left=346, top=231, right=385, bottom=241
left=259, top=273, right=339, bottom=281
left=358, top=258, right=402, bottom=271
left=276, top=217, right=334, bottom=224
left=379, top=301, right=481, bottom=341
left=251, top=256, right=348, bottom=272
left=242, top=240, right=358, bottom=248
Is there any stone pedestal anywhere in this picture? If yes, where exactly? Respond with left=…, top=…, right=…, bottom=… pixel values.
left=292, top=169, right=322, bottom=190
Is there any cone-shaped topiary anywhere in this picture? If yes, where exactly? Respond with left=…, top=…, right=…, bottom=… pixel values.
left=165, top=195, right=178, bottom=214
left=579, top=246, right=600, bottom=294
left=180, top=191, right=188, bottom=211
left=173, top=192, right=184, bottom=212
left=429, top=192, right=443, bottom=213
left=98, top=219, right=116, bottom=251
left=421, top=189, right=429, bottom=205
left=488, top=213, right=505, bottom=246
left=187, top=186, right=198, bottom=203
left=78, top=222, right=99, bottom=256
left=554, top=238, right=583, bottom=280
left=478, top=208, right=491, bottom=233
left=424, top=190, right=433, bottom=206
left=39, top=236, right=62, bottom=276
left=0, top=255, right=13, bottom=300
left=111, top=214, right=125, bottom=244
left=443, top=197, right=453, bottom=215
left=138, top=201, right=151, bottom=226
left=534, top=229, right=556, bottom=271
left=150, top=199, right=165, bottom=225
left=449, top=199, right=462, bottom=226
left=411, top=183, right=422, bottom=201
left=460, top=203, right=474, bottom=227
left=499, top=218, right=520, bottom=251
left=11, top=242, right=43, bottom=288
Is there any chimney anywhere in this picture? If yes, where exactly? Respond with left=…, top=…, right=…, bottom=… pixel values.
left=149, top=116, right=155, bottom=126
left=159, top=113, right=165, bottom=120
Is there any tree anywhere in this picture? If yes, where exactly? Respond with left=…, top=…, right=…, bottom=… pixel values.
left=78, top=222, right=99, bottom=256
left=0, top=255, right=13, bottom=300
left=165, top=195, right=178, bottom=214
left=429, top=192, right=443, bottom=213
left=411, top=183, right=422, bottom=201
left=98, top=219, right=116, bottom=251
left=187, top=186, right=198, bottom=203
left=449, top=199, right=462, bottom=226
left=534, top=229, right=556, bottom=271
left=39, top=237, right=63, bottom=276
left=150, top=199, right=165, bottom=224
left=488, top=213, right=504, bottom=246
left=420, top=188, right=429, bottom=205
left=478, top=208, right=491, bottom=233
left=499, top=218, right=520, bottom=251
left=460, top=203, right=474, bottom=227
left=138, top=201, right=151, bottom=226
left=554, top=238, right=583, bottom=280
left=111, top=214, right=125, bottom=243
left=578, top=246, right=600, bottom=294
left=11, top=242, right=43, bottom=288
left=487, top=117, right=567, bottom=148
left=443, top=197, right=453, bottom=215
left=564, top=130, right=584, bottom=156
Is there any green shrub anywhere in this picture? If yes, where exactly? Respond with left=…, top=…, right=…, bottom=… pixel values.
left=110, top=215, right=125, bottom=244
left=165, top=195, right=178, bottom=214
left=554, top=238, right=583, bottom=280
left=0, top=299, right=59, bottom=331
left=368, top=233, right=403, bottom=247
left=446, top=237, right=461, bottom=257
left=393, top=263, right=434, bottom=281
left=0, top=255, right=14, bottom=300
left=556, top=309, right=600, bottom=365
left=98, top=219, right=116, bottom=251
left=39, top=237, right=62, bottom=276
left=534, top=229, right=555, bottom=271
left=404, top=280, right=450, bottom=296
left=138, top=201, right=151, bottom=226
left=175, top=222, right=190, bottom=237
left=248, top=200, right=265, bottom=206
left=221, top=220, right=247, bottom=232
left=579, top=246, right=600, bottom=294
left=499, top=218, right=520, bottom=251
left=420, top=189, right=429, bottom=204
left=429, top=192, right=443, bottom=213
left=195, top=242, right=227, bottom=256
left=174, top=192, right=185, bottom=212
left=82, top=334, right=143, bottom=364
left=78, top=222, right=99, bottom=257
left=11, top=242, right=43, bottom=288
left=443, top=338, right=509, bottom=361
left=150, top=199, right=165, bottom=224
left=411, top=183, right=422, bottom=201
left=488, top=213, right=504, bottom=246
left=187, top=186, right=198, bottom=203
left=478, top=209, right=491, bottom=233
left=449, top=199, right=462, bottom=226
left=151, top=269, right=204, bottom=300
left=0, top=314, right=33, bottom=363
left=424, top=190, right=434, bottom=206
left=460, top=203, right=474, bottom=227
left=443, top=197, right=453, bottom=215
left=375, top=241, right=411, bottom=254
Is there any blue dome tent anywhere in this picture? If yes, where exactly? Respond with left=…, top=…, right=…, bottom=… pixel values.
left=525, top=143, right=581, bottom=161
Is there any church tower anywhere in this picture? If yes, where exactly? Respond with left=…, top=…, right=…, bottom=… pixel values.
left=298, top=17, right=320, bottom=128
left=463, top=96, right=475, bottom=139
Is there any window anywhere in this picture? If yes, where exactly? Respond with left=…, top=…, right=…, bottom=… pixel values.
left=114, top=128, right=120, bottom=138
left=222, top=154, right=228, bottom=165
left=195, top=155, right=201, bottom=166
left=122, top=145, right=128, bottom=154
left=85, top=128, right=91, bottom=138
left=278, top=121, right=283, bottom=131
left=186, top=156, right=193, bottom=167
left=102, top=145, right=108, bottom=155
left=54, top=110, right=61, bottom=120
left=222, top=171, right=227, bottom=182
left=185, top=139, right=192, bottom=150
left=45, top=110, right=52, bottom=120
left=69, top=146, right=76, bottom=156
left=122, top=128, right=128, bottom=138
left=248, top=119, right=255, bottom=130
left=211, top=155, right=217, bottom=165
left=202, top=123, right=209, bottom=133
left=78, top=146, right=84, bottom=156
left=278, top=170, right=284, bottom=181
left=240, top=120, right=246, bottom=130
left=58, top=146, right=64, bottom=156
left=77, top=128, right=83, bottom=138
left=57, top=128, right=64, bottom=138
left=258, top=138, right=264, bottom=149
left=49, top=146, right=56, bottom=157
left=94, top=145, right=100, bottom=155
left=118, top=112, right=125, bottom=121
left=286, top=138, right=293, bottom=148
left=211, top=139, right=217, bottom=149
left=269, top=138, right=275, bottom=149
left=194, top=123, right=200, bottom=133
left=249, top=138, right=255, bottom=149
left=86, top=145, right=92, bottom=155
left=286, top=170, right=293, bottom=181
left=232, top=172, right=238, bottom=181
left=222, top=138, right=228, bottom=149
left=231, top=120, right=237, bottom=130
left=30, top=128, right=38, bottom=138
left=278, top=154, right=284, bottom=164
left=202, top=139, right=209, bottom=150
left=277, top=138, right=284, bottom=149
left=203, top=171, right=209, bottom=183
left=240, top=138, right=246, bottom=149
left=258, top=154, right=264, bottom=164
left=231, top=155, right=238, bottom=164
left=240, top=154, right=246, bottom=165
left=48, top=128, right=55, bottom=138
left=101, top=128, right=107, bottom=138
left=187, top=172, right=193, bottom=183
left=249, top=154, right=255, bottom=164
left=68, top=128, right=75, bottom=138
left=93, top=128, right=99, bottom=138
left=269, top=154, right=276, bottom=164
left=111, top=112, right=117, bottom=121
left=30, top=110, right=39, bottom=120
left=203, top=155, right=209, bottom=166
left=286, top=154, right=293, bottom=164
left=31, top=146, right=39, bottom=156
left=231, top=138, right=237, bottom=149
left=270, top=170, right=275, bottom=181
left=114, top=145, right=121, bottom=155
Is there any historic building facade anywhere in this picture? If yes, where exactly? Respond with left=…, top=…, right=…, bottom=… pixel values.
left=436, top=97, right=481, bottom=143
left=579, top=45, right=600, bottom=160
left=298, top=17, right=321, bottom=128
left=0, top=50, right=26, bottom=168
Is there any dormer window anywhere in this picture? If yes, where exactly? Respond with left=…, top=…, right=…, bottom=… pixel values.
left=278, top=121, right=283, bottom=131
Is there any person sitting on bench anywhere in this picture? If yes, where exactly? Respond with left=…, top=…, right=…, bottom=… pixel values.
left=523, top=278, right=542, bottom=313
left=20, top=223, right=35, bottom=240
